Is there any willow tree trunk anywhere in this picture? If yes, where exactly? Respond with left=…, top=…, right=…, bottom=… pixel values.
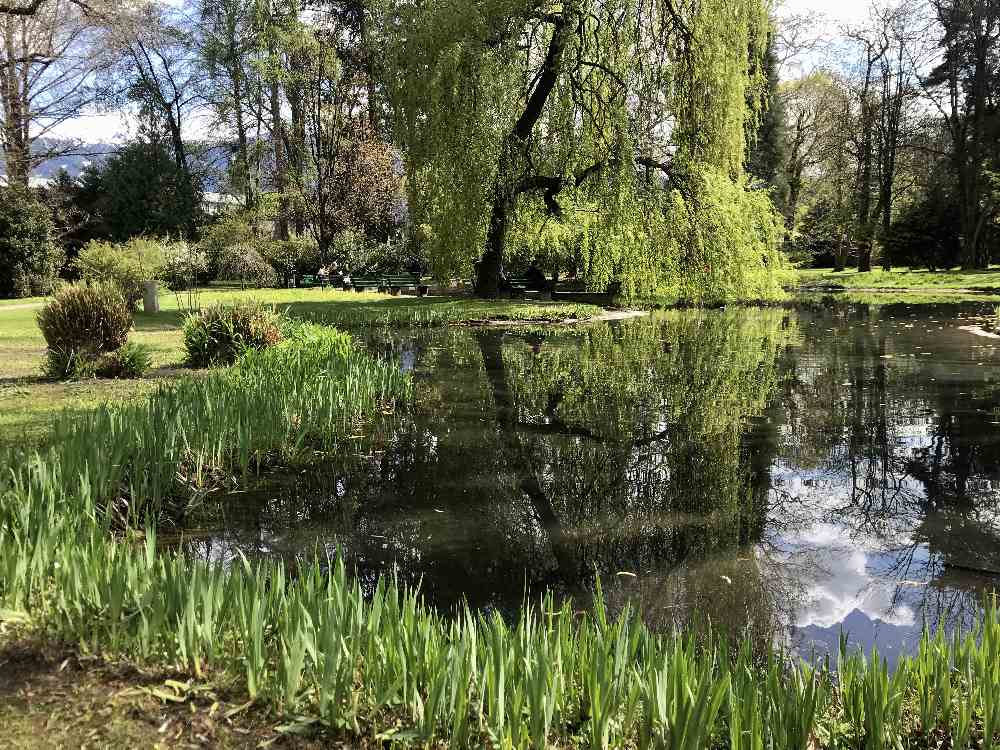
left=475, top=192, right=510, bottom=297
left=472, top=15, right=569, bottom=298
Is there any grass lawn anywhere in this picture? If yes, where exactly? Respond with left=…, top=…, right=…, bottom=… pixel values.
left=795, top=265, right=1000, bottom=291
left=0, top=287, right=601, bottom=448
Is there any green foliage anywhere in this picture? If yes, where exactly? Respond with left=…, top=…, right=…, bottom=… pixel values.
left=41, top=348, right=100, bottom=381
left=331, top=229, right=415, bottom=275
left=216, top=244, right=279, bottom=288
left=74, top=239, right=167, bottom=309
left=182, top=301, right=284, bottom=368
left=6, top=323, right=409, bottom=518
left=373, top=0, right=780, bottom=297
left=883, top=194, right=962, bottom=271
left=746, top=33, right=789, bottom=212
left=77, top=138, right=202, bottom=241
left=37, top=283, right=132, bottom=366
left=0, top=187, right=64, bottom=298
left=197, top=213, right=256, bottom=276
left=574, top=165, right=788, bottom=301
left=95, top=342, right=154, bottom=380
left=259, top=237, right=321, bottom=284
left=157, top=242, right=210, bottom=290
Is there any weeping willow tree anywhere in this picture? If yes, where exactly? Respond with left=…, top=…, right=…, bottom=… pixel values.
left=371, top=0, right=787, bottom=299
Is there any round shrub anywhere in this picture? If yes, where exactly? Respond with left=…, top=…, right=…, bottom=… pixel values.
left=216, top=244, right=279, bottom=289
left=158, top=242, right=209, bottom=290
left=183, top=301, right=284, bottom=368
left=95, top=342, right=153, bottom=379
left=38, top=282, right=132, bottom=353
left=74, top=239, right=165, bottom=310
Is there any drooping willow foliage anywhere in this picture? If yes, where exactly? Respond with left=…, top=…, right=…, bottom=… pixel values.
left=371, top=0, right=787, bottom=299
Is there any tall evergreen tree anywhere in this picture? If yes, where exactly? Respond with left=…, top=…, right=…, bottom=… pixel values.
left=747, top=32, right=789, bottom=215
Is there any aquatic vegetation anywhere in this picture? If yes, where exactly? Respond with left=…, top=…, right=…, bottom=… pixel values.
left=2, top=310, right=1000, bottom=748
left=4, top=487, right=1000, bottom=749
left=10, top=323, right=410, bottom=520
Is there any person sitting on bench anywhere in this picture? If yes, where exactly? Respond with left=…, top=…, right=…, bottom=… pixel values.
left=524, top=260, right=548, bottom=291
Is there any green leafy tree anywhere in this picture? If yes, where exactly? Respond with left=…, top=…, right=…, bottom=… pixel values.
left=77, top=138, right=203, bottom=242
left=747, top=32, right=789, bottom=213
left=0, top=187, right=63, bottom=298
left=372, top=0, right=783, bottom=298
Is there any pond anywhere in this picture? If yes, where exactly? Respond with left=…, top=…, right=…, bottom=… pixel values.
left=184, top=299, right=1000, bottom=664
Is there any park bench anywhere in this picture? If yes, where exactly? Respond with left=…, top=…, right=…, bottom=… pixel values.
left=299, top=274, right=318, bottom=288
left=383, top=273, right=429, bottom=297
left=506, top=275, right=551, bottom=298
left=352, top=276, right=382, bottom=292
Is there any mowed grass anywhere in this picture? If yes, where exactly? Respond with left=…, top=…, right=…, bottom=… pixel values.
left=0, top=287, right=600, bottom=448
left=796, top=266, right=1000, bottom=291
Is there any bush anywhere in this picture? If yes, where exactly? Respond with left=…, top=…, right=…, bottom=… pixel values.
left=74, top=238, right=166, bottom=309
left=883, top=194, right=961, bottom=271
left=183, top=301, right=284, bottom=368
left=198, top=213, right=255, bottom=276
left=95, top=342, right=153, bottom=379
left=333, top=229, right=396, bottom=274
left=42, top=348, right=99, bottom=380
left=0, top=187, right=64, bottom=298
left=260, top=237, right=321, bottom=285
left=216, top=244, right=279, bottom=289
left=158, top=242, right=210, bottom=290
left=37, top=283, right=133, bottom=379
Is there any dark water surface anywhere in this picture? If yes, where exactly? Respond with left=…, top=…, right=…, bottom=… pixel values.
left=187, top=300, right=1000, bottom=663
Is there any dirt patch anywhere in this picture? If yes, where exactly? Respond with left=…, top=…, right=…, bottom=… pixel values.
left=0, top=639, right=338, bottom=749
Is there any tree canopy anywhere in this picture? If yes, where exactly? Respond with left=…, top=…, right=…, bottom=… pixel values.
left=371, top=0, right=788, bottom=299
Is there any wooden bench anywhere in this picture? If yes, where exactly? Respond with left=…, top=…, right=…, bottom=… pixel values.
left=383, top=273, right=428, bottom=296
left=352, top=276, right=382, bottom=292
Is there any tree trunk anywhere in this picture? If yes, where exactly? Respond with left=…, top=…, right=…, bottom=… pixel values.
left=834, top=234, right=847, bottom=272
left=230, top=59, right=254, bottom=210
left=475, top=191, right=509, bottom=297
left=270, top=75, right=289, bottom=241
left=471, top=15, right=568, bottom=298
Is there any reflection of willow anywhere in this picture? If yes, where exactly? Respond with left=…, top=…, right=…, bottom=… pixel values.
left=478, top=310, right=794, bottom=637
left=186, top=312, right=795, bottom=640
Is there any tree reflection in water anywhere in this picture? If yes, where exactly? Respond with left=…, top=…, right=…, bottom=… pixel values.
left=178, top=301, right=1000, bottom=661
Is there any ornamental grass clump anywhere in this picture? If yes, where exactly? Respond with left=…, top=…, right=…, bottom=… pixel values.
left=183, top=300, right=284, bottom=367
left=37, top=282, right=133, bottom=379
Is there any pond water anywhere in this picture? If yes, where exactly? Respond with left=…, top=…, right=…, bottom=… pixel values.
left=186, top=300, right=1000, bottom=663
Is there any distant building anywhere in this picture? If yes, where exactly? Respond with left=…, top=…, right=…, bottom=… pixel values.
left=202, top=192, right=244, bottom=215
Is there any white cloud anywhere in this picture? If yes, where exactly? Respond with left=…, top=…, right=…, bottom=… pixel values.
left=46, top=111, right=133, bottom=144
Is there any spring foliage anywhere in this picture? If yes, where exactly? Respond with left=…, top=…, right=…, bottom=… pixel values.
left=373, top=0, right=786, bottom=299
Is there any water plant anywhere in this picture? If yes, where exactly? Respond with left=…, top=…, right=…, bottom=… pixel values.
left=3, top=317, right=1000, bottom=748
left=21, top=322, right=410, bottom=521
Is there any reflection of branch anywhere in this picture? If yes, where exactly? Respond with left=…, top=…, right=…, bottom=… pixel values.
left=516, top=420, right=603, bottom=441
